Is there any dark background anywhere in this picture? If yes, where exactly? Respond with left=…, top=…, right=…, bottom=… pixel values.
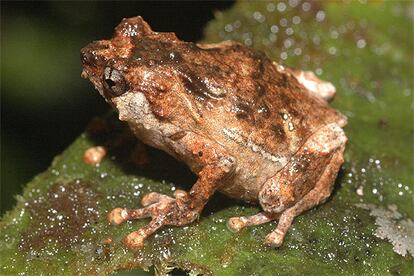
left=1, top=1, right=234, bottom=214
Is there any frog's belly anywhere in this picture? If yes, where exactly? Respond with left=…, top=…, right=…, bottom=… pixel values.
left=219, top=177, right=263, bottom=203
left=218, top=150, right=288, bottom=203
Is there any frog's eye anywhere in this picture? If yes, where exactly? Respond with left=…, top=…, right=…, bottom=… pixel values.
left=103, top=67, right=127, bottom=96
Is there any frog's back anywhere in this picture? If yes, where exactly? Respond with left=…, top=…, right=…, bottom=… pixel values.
left=177, top=41, right=344, bottom=157
left=174, top=41, right=346, bottom=201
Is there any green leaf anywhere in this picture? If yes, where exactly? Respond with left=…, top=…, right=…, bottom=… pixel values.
left=1, top=1, right=413, bottom=275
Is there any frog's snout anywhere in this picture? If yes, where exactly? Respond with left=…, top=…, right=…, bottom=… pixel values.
left=80, top=70, right=87, bottom=79
left=80, top=49, right=96, bottom=81
left=80, top=40, right=112, bottom=69
left=80, top=48, right=94, bottom=67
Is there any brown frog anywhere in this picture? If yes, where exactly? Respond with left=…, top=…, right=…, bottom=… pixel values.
left=81, top=17, right=347, bottom=249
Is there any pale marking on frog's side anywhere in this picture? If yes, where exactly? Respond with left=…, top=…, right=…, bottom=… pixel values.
left=281, top=112, right=295, bottom=131
left=113, top=91, right=183, bottom=155
left=222, top=127, right=288, bottom=166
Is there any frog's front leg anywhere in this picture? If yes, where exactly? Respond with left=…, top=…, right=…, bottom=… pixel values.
left=108, top=134, right=236, bottom=249
left=228, top=123, right=346, bottom=247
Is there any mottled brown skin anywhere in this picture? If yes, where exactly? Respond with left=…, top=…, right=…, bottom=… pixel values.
left=81, top=17, right=347, bottom=249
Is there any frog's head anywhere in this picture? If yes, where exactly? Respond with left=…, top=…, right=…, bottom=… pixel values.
left=82, top=16, right=234, bottom=128
left=81, top=16, right=192, bottom=122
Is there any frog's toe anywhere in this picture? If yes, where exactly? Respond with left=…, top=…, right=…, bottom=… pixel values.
left=107, top=207, right=128, bottom=225
left=227, top=217, right=246, bottom=233
left=108, top=205, right=154, bottom=225
left=141, top=192, right=173, bottom=207
left=264, top=229, right=285, bottom=248
left=227, top=212, right=279, bottom=233
left=124, top=218, right=165, bottom=250
left=123, top=231, right=145, bottom=250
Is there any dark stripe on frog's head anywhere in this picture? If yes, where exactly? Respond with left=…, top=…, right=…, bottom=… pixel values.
left=179, top=67, right=227, bottom=101
left=132, top=37, right=183, bottom=67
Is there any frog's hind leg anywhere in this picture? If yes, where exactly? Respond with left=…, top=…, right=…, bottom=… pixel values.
left=257, top=123, right=346, bottom=247
left=264, top=149, right=344, bottom=247
left=227, top=212, right=280, bottom=233
left=226, top=148, right=342, bottom=237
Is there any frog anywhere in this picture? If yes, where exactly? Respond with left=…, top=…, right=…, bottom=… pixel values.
left=81, top=16, right=347, bottom=249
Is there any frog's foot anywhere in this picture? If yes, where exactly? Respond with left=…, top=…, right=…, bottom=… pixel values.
left=108, top=135, right=236, bottom=250
left=227, top=212, right=280, bottom=233
left=264, top=149, right=344, bottom=248
left=107, top=189, right=198, bottom=250
left=255, top=123, right=346, bottom=248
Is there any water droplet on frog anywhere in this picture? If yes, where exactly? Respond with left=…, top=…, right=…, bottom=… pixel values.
left=169, top=52, right=176, bottom=60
